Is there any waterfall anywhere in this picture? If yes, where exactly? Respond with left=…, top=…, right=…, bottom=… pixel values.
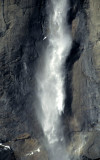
left=36, top=0, right=72, bottom=159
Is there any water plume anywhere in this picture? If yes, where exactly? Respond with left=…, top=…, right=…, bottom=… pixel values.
left=36, top=0, right=72, bottom=159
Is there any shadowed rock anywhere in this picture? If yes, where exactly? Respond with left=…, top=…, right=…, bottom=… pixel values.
left=0, top=145, right=15, bottom=160
left=82, top=156, right=100, bottom=160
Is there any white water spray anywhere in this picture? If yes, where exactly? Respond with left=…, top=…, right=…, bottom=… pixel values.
left=36, top=0, right=72, bottom=159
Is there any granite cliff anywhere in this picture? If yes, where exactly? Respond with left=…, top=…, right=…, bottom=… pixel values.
left=0, top=0, right=100, bottom=159
left=67, top=0, right=100, bottom=159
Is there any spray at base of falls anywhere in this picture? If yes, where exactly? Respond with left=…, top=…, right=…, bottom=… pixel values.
left=36, top=0, right=72, bottom=159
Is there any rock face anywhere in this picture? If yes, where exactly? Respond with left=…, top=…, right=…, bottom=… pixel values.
left=0, top=0, right=45, bottom=141
left=71, top=0, right=100, bottom=133
left=0, top=0, right=100, bottom=159
left=0, top=0, right=47, bottom=159
left=4, top=134, right=48, bottom=160
left=65, top=0, right=100, bottom=159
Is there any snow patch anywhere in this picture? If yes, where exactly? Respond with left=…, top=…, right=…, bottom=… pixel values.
left=26, top=147, right=41, bottom=156
left=0, top=143, right=10, bottom=150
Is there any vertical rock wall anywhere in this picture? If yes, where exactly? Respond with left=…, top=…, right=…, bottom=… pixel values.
left=0, top=0, right=45, bottom=141
left=0, top=0, right=48, bottom=159
left=68, top=0, right=100, bottom=159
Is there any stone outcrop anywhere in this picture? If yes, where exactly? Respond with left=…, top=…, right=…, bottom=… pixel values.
left=4, top=133, right=48, bottom=160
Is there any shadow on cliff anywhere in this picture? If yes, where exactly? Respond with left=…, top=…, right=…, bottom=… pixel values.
left=62, top=0, right=89, bottom=140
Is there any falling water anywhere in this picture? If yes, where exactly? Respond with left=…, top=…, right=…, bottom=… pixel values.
left=36, top=0, right=72, bottom=159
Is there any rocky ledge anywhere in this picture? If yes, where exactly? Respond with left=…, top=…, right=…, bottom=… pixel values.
left=3, top=133, right=48, bottom=160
